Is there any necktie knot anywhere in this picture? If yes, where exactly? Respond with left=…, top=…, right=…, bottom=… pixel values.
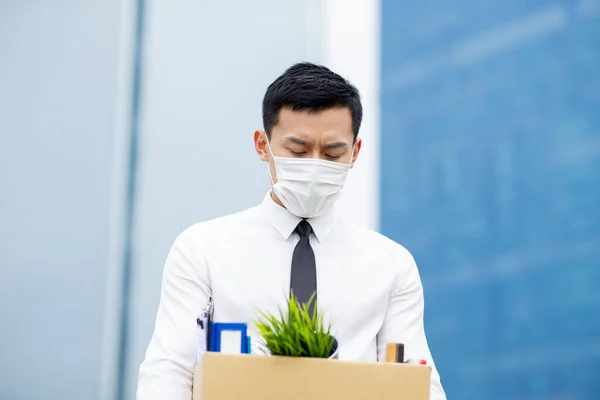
left=294, top=220, right=313, bottom=237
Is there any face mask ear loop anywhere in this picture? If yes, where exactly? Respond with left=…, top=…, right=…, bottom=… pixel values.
left=347, top=145, right=355, bottom=170
left=264, top=132, right=276, bottom=186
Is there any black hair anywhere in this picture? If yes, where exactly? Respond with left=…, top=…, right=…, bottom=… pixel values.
left=262, top=62, right=362, bottom=141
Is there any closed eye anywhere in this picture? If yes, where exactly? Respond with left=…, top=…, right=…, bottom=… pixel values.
left=326, top=154, right=341, bottom=160
left=289, top=149, right=306, bottom=155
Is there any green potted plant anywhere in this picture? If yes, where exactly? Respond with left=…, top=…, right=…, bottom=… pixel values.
left=254, top=291, right=338, bottom=359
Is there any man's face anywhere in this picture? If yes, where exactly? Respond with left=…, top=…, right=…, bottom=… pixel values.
left=254, top=107, right=362, bottom=182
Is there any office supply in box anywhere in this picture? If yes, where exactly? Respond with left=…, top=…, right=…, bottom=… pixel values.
left=210, top=322, right=249, bottom=354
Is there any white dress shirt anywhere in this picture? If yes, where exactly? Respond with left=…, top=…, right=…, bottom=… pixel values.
left=137, top=193, right=446, bottom=400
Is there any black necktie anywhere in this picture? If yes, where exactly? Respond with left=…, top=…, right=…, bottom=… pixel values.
left=290, top=220, right=317, bottom=315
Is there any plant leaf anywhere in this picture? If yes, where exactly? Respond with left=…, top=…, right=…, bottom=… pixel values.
left=254, top=290, right=334, bottom=358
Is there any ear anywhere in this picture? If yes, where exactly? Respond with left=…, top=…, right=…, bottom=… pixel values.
left=350, top=138, right=362, bottom=168
left=254, top=130, right=269, bottom=162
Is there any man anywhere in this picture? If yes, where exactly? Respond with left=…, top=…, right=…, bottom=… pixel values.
left=137, top=62, right=446, bottom=399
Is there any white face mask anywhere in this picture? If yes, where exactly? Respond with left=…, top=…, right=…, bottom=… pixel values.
left=266, top=135, right=353, bottom=218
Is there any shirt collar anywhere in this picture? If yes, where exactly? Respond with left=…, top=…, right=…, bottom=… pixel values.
left=260, top=192, right=336, bottom=242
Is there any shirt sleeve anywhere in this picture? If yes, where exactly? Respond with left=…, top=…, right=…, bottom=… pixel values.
left=137, top=227, right=211, bottom=400
left=376, top=247, right=446, bottom=400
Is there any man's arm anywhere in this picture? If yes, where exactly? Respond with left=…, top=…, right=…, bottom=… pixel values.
left=137, top=227, right=211, bottom=400
left=376, top=247, right=446, bottom=400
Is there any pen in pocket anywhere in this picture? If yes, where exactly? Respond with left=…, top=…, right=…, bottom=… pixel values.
left=196, top=296, right=214, bottom=362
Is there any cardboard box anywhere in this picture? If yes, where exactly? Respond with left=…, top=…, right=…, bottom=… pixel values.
left=194, top=353, right=431, bottom=400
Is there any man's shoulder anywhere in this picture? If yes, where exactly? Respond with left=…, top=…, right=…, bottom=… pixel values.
left=344, top=220, right=414, bottom=259
left=175, top=204, right=262, bottom=245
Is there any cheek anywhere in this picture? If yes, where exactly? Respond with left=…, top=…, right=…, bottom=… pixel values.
left=269, top=143, right=287, bottom=158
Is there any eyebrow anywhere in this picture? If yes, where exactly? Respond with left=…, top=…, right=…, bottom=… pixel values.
left=285, top=136, right=311, bottom=146
left=285, top=136, right=349, bottom=149
left=323, top=141, right=348, bottom=150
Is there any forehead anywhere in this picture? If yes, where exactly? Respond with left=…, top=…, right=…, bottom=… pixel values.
left=271, top=107, right=354, bottom=143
